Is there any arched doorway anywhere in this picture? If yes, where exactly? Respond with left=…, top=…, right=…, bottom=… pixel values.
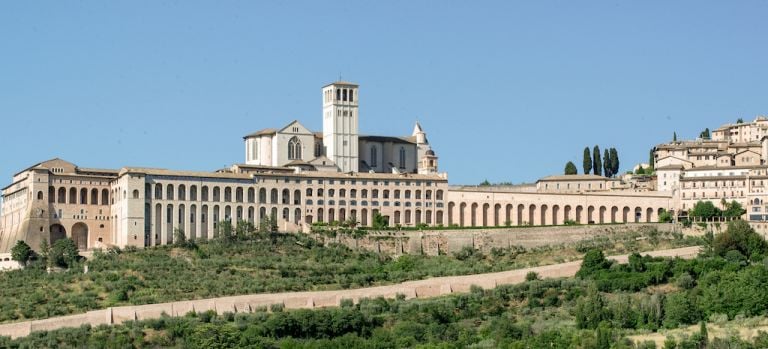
left=72, top=222, right=89, bottom=250
left=50, top=224, right=66, bottom=244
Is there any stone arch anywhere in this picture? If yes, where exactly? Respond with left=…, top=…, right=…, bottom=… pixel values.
left=634, top=207, right=642, bottom=223
left=436, top=210, right=443, bottom=225
left=622, top=206, right=631, bottom=223
left=575, top=206, right=584, bottom=224
left=57, top=187, right=66, bottom=203
left=564, top=205, right=572, bottom=222
left=294, top=208, right=301, bottom=225
left=587, top=206, right=595, bottom=224
left=528, top=204, right=536, bottom=226
left=270, top=189, right=278, bottom=204
left=552, top=205, right=560, bottom=225
left=179, top=184, right=186, bottom=201
left=459, top=203, right=467, bottom=227
left=282, top=189, right=290, bottom=205
left=610, top=206, right=618, bottom=223
left=293, top=190, right=301, bottom=205
left=540, top=204, right=548, bottom=226
left=599, top=206, right=607, bottom=224
left=361, top=208, right=368, bottom=226
left=236, top=187, right=244, bottom=203
left=101, top=189, right=109, bottom=205
left=247, top=188, right=255, bottom=203
left=224, top=187, right=232, bottom=202
left=80, top=188, right=87, bottom=204
left=494, top=204, right=501, bottom=226
left=90, top=189, right=98, bottom=205
left=339, top=208, right=346, bottom=222
left=517, top=204, right=525, bottom=226
left=646, top=207, right=654, bottom=223
left=317, top=208, right=324, bottom=223
left=415, top=210, right=422, bottom=225
left=72, top=222, right=88, bottom=250
left=405, top=209, right=412, bottom=225
left=248, top=206, right=255, bottom=224
left=69, top=187, right=76, bottom=204
left=50, top=224, right=66, bottom=243
left=259, top=188, right=267, bottom=203
left=471, top=203, right=478, bottom=227
left=447, top=202, right=455, bottom=226
left=505, top=204, right=513, bottom=226
left=482, top=203, right=490, bottom=226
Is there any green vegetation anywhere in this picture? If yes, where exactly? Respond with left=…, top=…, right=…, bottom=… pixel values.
left=689, top=200, right=745, bottom=220
left=564, top=161, right=578, bottom=175
left=699, top=127, right=710, bottom=139
left=584, top=146, right=593, bottom=175
left=593, top=145, right=602, bottom=176
left=10, top=241, right=32, bottom=266
left=0, top=227, right=698, bottom=324
left=5, top=220, right=768, bottom=348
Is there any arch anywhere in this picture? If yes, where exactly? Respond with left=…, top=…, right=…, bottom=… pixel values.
left=317, top=208, right=324, bottom=223
left=190, top=185, right=198, bottom=201
left=448, top=202, right=455, bottom=226
left=339, top=208, right=346, bottom=222
left=517, top=204, right=525, bottom=226
left=622, top=207, right=631, bottom=223
left=58, top=187, right=66, bottom=203
left=282, top=189, right=290, bottom=205
left=459, top=203, right=467, bottom=227
left=132, top=190, right=139, bottom=199
left=587, top=206, right=595, bottom=224
left=202, top=186, right=209, bottom=201
left=599, top=206, right=606, bottom=224
left=361, top=208, right=368, bottom=226
left=213, top=187, right=221, bottom=202
left=634, top=207, right=642, bottom=223
left=178, top=184, right=186, bottom=201
left=247, top=206, right=255, bottom=224
left=270, top=189, right=278, bottom=204
left=471, top=203, right=478, bottom=227
left=564, top=205, right=572, bottom=222
left=294, top=190, right=301, bottom=205
left=259, top=188, right=267, bottom=203
left=575, top=206, right=583, bottom=224
left=247, top=188, right=255, bottom=203
left=224, top=187, right=232, bottom=202
left=482, top=203, right=490, bottom=226
left=552, top=205, right=560, bottom=225
left=72, top=222, right=88, bottom=250
left=91, top=188, right=98, bottom=205
left=155, top=204, right=162, bottom=245
left=415, top=210, right=422, bottom=225
left=494, top=204, right=501, bottom=226
left=505, top=204, right=513, bottom=226
left=436, top=190, right=444, bottom=201
left=154, top=184, right=162, bottom=199
left=294, top=208, right=301, bottom=225
left=101, top=189, right=109, bottom=205
left=48, top=186, right=55, bottom=203
left=224, top=205, right=232, bottom=222
left=306, top=188, right=313, bottom=197
left=283, top=207, right=290, bottom=221
left=79, top=188, right=87, bottom=204
left=167, top=184, right=175, bottom=200
left=394, top=210, right=401, bottom=225
left=611, top=206, right=618, bottom=223
left=398, top=147, right=406, bottom=168
left=405, top=209, right=412, bottom=225
left=528, top=204, right=536, bottom=226
left=540, top=204, right=548, bottom=226
left=36, top=191, right=43, bottom=200
left=236, top=187, right=244, bottom=203
left=646, top=207, right=654, bottom=223
left=50, top=224, right=66, bottom=243
left=288, top=136, right=302, bottom=160
left=69, top=187, right=76, bottom=204
left=436, top=210, right=443, bottom=225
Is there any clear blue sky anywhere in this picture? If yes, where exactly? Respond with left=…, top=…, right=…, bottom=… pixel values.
left=1, top=1, right=766, bottom=185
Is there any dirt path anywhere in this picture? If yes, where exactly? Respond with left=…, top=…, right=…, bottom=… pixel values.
left=0, top=246, right=701, bottom=339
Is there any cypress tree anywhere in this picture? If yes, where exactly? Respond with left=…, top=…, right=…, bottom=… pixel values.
left=673, top=132, right=677, bottom=142
left=610, top=148, right=620, bottom=176
left=649, top=148, right=655, bottom=171
left=583, top=147, right=592, bottom=175
left=603, top=149, right=611, bottom=177
left=564, top=161, right=578, bottom=175
left=593, top=145, right=602, bottom=176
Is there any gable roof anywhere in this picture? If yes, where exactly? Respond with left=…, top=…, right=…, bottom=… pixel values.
left=243, top=128, right=277, bottom=139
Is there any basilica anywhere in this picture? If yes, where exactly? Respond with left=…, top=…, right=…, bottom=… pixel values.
left=242, top=81, right=439, bottom=175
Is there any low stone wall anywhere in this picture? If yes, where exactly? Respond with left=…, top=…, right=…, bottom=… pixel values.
left=0, top=245, right=699, bottom=339
left=334, top=223, right=678, bottom=256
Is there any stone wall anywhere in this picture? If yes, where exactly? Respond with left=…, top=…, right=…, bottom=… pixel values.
left=333, top=223, right=679, bottom=256
left=0, top=245, right=698, bottom=339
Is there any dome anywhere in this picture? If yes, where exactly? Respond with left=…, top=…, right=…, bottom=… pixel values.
left=425, top=149, right=435, bottom=156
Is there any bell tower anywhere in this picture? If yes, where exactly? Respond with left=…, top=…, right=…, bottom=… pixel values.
left=322, top=81, right=359, bottom=172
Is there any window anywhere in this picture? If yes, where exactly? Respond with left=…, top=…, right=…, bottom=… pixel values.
left=288, top=136, right=302, bottom=160
left=399, top=147, right=406, bottom=169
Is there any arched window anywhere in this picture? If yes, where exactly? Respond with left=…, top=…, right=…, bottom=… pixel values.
left=399, top=147, right=406, bottom=169
left=288, top=137, right=302, bottom=160
left=370, top=146, right=378, bottom=167
left=132, top=190, right=139, bottom=199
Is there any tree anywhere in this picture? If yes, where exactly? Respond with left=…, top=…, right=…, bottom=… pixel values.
left=479, top=179, right=491, bottom=186
left=50, top=238, right=79, bottom=268
left=217, top=220, right=234, bottom=242
left=39, top=238, right=50, bottom=267
left=603, top=149, right=611, bottom=178
left=737, top=118, right=744, bottom=124
left=649, top=148, right=655, bottom=171
left=635, top=166, right=645, bottom=175
left=173, top=227, right=187, bottom=247
left=372, top=212, right=389, bottom=229
left=583, top=147, right=592, bottom=175
left=673, top=132, right=677, bottom=142
left=564, top=161, right=578, bottom=175
left=610, top=148, right=620, bottom=176
left=699, top=128, right=710, bottom=140
left=576, top=249, right=610, bottom=278
left=10, top=240, right=32, bottom=266
left=689, top=201, right=721, bottom=220
left=593, top=145, right=602, bottom=176
left=713, top=219, right=768, bottom=261
left=658, top=209, right=673, bottom=223
left=722, top=200, right=746, bottom=218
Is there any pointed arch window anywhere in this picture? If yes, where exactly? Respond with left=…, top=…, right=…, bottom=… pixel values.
left=399, top=147, right=406, bottom=169
left=288, top=137, right=302, bottom=160
left=370, top=146, right=378, bottom=167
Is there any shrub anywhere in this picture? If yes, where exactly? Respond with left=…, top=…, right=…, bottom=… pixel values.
left=525, top=271, right=540, bottom=282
